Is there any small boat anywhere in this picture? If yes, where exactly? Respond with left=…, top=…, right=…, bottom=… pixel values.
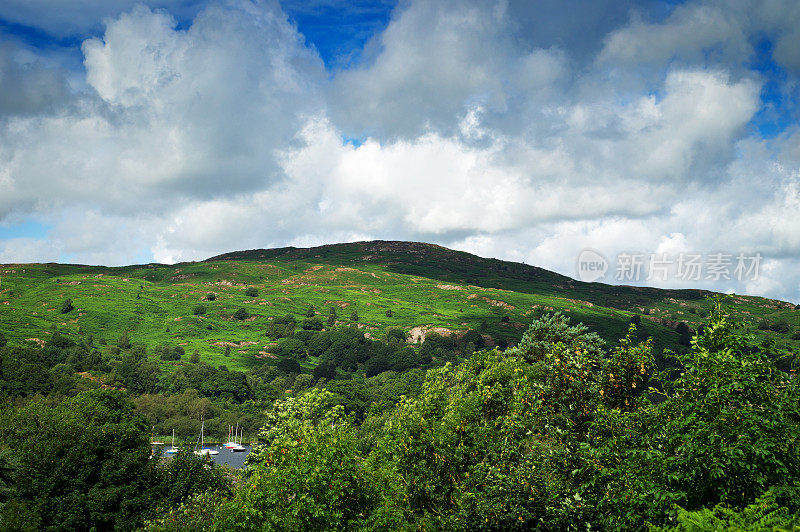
left=231, top=426, right=246, bottom=452
left=223, top=424, right=238, bottom=449
left=165, top=429, right=179, bottom=455
left=194, top=418, right=219, bottom=456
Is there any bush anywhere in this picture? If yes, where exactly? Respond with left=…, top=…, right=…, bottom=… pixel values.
left=156, top=344, right=183, bottom=362
left=60, top=299, right=74, bottom=314
left=192, top=304, right=206, bottom=316
left=206, top=293, right=216, bottom=301
left=770, top=320, right=791, bottom=334
left=233, top=308, right=249, bottom=321
left=387, top=328, right=407, bottom=344
left=301, top=318, right=324, bottom=331
left=306, top=305, right=316, bottom=318
left=245, top=287, right=259, bottom=298
left=117, top=332, right=131, bottom=350
left=266, top=315, right=297, bottom=339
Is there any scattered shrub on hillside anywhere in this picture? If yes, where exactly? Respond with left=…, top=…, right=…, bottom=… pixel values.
left=245, top=287, right=259, bottom=298
left=60, top=299, right=73, bottom=314
left=117, top=332, right=131, bottom=350
left=265, top=315, right=296, bottom=338
left=500, top=315, right=510, bottom=323
left=155, top=344, right=183, bottom=361
left=770, top=320, right=791, bottom=334
left=387, top=328, right=407, bottom=344
left=233, top=308, right=249, bottom=321
left=461, top=329, right=484, bottom=350
left=385, top=309, right=393, bottom=317
left=192, top=304, right=206, bottom=316
left=189, top=350, right=199, bottom=364
left=302, top=318, right=324, bottom=331
left=306, top=304, right=316, bottom=318
left=206, top=292, right=216, bottom=301
left=350, top=310, right=359, bottom=321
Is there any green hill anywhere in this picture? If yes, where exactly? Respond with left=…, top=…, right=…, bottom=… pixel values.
left=1, top=240, right=798, bottom=371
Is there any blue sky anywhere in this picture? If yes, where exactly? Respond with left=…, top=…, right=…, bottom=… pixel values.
left=1, top=0, right=800, bottom=302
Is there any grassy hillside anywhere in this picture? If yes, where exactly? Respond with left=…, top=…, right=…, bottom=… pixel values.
left=1, top=240, right=798, bottom=372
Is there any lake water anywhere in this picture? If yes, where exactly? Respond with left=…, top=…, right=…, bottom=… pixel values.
left=153, top=444, right=252, bottom=469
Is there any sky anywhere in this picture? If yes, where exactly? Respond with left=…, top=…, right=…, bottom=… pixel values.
left=1, top=0, right=800, bottom=302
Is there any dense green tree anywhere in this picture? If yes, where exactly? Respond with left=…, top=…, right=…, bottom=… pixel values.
left=276, top=338, right=305, bottom=359
left=153, top=449, right=230, bottom=513
left=192, top=304, right=206, bottom=316
left=506, top=311, right=604, bottom=363
left=225, top=389, right=394, bottom=530
left=313, top=361, right=337, bottom=382
left=0, top=390, right=157, bottom=530
left=386, top=328, right=407, bottom=344
left=276, top=358, right=301, bottom=374
left=233, top=308, right=249, bottom=321
left=60, top=298, right=73, bottom=314
left=245, top=287, right=259, bottom=298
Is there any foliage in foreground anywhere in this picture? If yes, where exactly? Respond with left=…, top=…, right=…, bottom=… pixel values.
left=164, top=300, right=799, bottom=530
left=0, top=389, right=230, bottom=531
left=4, top=300, right=800, bottom=530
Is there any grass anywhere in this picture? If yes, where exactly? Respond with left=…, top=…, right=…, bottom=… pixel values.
left=1, top=241, right=798, bottom=372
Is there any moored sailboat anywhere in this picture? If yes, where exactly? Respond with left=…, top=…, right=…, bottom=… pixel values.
left=231, top=425, right=246, bottom=452
left=194, top=418, right=219, bottom=456
left=164, top=429, right=179, bottom=455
